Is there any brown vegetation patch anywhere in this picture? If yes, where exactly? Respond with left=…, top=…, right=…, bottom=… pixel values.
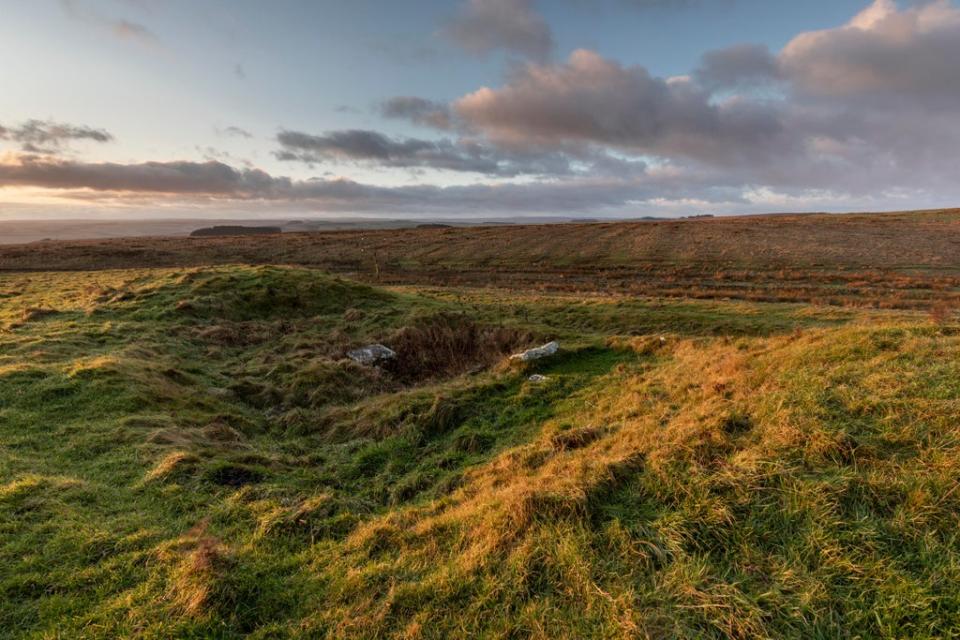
left=381, top=313, right=535, bottom=383
left=5, top=211, right=958, bottom=310
left=159, top=526, right=236, bottom=619
left=201, top=421, right=244, bottom=444
left=550, top=425, right=607, bottom=451
left=7, top=306, right=59, bottom=329
left=144, top=450, right=199, bottom=483
left=193, top=322, right=279, bottom=347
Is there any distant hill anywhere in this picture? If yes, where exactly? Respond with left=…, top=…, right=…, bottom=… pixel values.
left=190, top=225, right=282, bottom=238
left=4, top=208, right=958, bottom=311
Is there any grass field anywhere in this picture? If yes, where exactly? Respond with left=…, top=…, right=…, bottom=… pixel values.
left=3, top=209, right=960, bottom=310
left=2, top=213, right=960, bottom=638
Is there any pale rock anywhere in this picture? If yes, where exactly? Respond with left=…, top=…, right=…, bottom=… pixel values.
left=510, top=341, right=559, bottom=362
left=347, top=344, right=396, bottom=365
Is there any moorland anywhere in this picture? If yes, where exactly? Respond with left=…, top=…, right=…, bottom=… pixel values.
left=1, top=210, right=959, bottom=638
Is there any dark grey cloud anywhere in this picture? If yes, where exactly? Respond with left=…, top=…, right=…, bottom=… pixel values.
left=442, top=0, right=554, bottom=60
left=274, top=128, right=579, bottom=177
left=0, top=153, right=745, bottom=214
left=0, top=120, right=114, bottom=154
left=694, top=44, right=779, bottom=92
left=380, top=97, right=453, bottom=129
left=6, top=149, right=960, bottom=218
left=0, top=156, right=281, bottom=195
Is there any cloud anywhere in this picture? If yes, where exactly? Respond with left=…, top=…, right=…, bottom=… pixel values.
left=11, top=0, right=960, bottom=219
left=694, top=43, right=779, bottom=91
left=0, top=152, right=743, bottom=214
left=380, top=97, right=453, bottom=129
left=0, top=120, right=114, bottom=154
left=112, top=19, right=157, bottom=43
left=442, top=0, right=554, bottom=60
left=441, top=0, right=960, bottom=201
left=274, top=128, right=580, bottom=177
left=0, top=156, right=281, bottom=195
left=60, top=0, right=159, bottom=45
left=619, top=0, right=711, bottom=7
left=4, top=149, right=960, bottom=218
left=780, top=0, right=960, bottom=105
left=453, top=49, right=785, bottom=166
left=217, top=126, right=253, bottom=139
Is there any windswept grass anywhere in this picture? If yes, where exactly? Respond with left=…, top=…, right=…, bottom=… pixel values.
left=1, top=264, right=958, bottom=638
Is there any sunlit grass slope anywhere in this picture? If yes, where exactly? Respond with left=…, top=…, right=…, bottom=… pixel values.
left=1, top=265, right=958, bottom=638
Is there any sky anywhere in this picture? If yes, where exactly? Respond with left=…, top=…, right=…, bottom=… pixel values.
left=1, top=0, right=959, bottom=220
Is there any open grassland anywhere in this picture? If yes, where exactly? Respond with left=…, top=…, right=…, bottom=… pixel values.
left=2, top=262, right=960, bottom=638
left=2, top=209, right=959, bottom=310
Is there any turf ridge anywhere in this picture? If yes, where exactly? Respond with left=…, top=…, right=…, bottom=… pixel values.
left=1, top=265, right=958, bottom=638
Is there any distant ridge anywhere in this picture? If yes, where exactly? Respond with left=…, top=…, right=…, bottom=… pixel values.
left=190, top=225, right=282, bottom=238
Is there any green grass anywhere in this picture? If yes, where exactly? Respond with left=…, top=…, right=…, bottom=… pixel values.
left=1, top=265, right=959, bottom=638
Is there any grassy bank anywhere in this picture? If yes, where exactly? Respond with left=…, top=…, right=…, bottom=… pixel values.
left=1, top=265, right=958, bottom=638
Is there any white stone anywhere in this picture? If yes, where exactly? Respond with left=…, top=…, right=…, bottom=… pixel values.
left=510, top=341, right=559, bottom=362
left=528, top=374, right=549, bottom=383
left=347, top=344, right=396, bottom=365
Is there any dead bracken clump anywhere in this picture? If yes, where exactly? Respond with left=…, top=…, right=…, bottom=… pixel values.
left=550, top=425, right=607, bottom=451
left=382, top=313, right=535, bottom=383
left=144, top=450, right=199, bottom=484
left=929, top=301, right=956, bottom=325
left=160, top=527, right=236, bottom=618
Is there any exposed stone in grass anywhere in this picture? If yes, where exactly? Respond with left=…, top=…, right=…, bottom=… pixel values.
left=510, top=340, right=559, bottom=362
left=347, top=343, right=396, bottom=365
